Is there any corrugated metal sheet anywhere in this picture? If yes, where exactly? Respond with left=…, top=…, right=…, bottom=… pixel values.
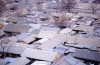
left=39, top=37, right=62, bottom=50
left=3, top=24, right=30, bottom=33
left=21, top=48, right=59, bottom=61
left=71, top=25, right=94, bottom=31
left=37, top=31, right=56, bottom=39
left=8, top=57, right=30, bottom=65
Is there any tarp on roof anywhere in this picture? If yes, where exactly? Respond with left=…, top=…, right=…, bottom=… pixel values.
left=3, top=24, right=30, bottom=33
left=21, top=48, right=59, bottom=61
left=39, top=37, right=62, bottom=50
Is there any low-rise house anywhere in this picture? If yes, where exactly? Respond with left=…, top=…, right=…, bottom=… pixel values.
left=39, top=37, right=62, bottom=50
left=59, top=28, right=72, bottom=34
left=3, top=24, right=30, bottom=33
left=0, top=30, right=5, bottom=38
left=15, top=32, right=30, bottom=41
left=37, top=30, right=57, bottom=39
left=8, top=57, right=30, bottom=65
left=34, top=38, right=49, bottom=44
left=29, top=23, right=41, bottom=29
left=73, top=49, right=100, bottom=63
left=41, top=26, right=60, bottom=33
left=5, top=36, right=18, bottom=42
left=21, top=34, right=36, bottom=44
left=71, top=25, right=95, bottom=32
left=66, top=35, right=100, bottom=47
left=6, top=17, right=26, bottom=24
left=0, top=42, right=27, bottom=55
left=21, top=48, right=60, bottom=62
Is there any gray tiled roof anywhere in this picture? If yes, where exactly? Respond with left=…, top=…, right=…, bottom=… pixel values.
left=3, top=24, right=30, bottom=33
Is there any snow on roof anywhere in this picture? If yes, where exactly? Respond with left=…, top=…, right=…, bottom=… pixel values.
left=31, top=61, right=51, bottom=65
left=59, top=28, right=72, bottom=34
left=22, top=34, right=35, bottom=43
left=21, top=48, right=59, bottom=61
left=35, top=38, right=49, bottom=44
left=37, top=30, right=57, bottom=39
left=8, top=57, right=30, bottom=65
left=15, top=33, right=30, bottom=40
left=39, top=37, right=62, bottom=50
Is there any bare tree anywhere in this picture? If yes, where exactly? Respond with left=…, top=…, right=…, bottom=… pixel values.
left=36, top=2, right=42, bottom=11
left=15, top=10, right=23, bottom=18
left=15, top=8, right=28, bottom=17
left=0, top=39, right=12, bottom=58
left=56, top=0, right=76, bottom=12
left=89, top=4, right=100, bottom=14
left=0, top=0, right=6, bottom=17
left=53, top=15, right=70, bottom=28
